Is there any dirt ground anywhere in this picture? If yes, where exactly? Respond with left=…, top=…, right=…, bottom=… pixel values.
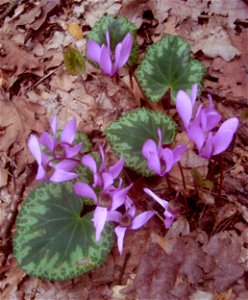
left=0, top=0, right=247, bottom=299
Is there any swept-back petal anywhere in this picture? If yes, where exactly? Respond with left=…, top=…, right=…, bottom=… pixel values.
left=105, top=31, right=111, bottom=50
left=93, top=206, right=108, bottom=242
left=112, top=183, right=133, bottom=211
left=55, top=159, right=78, bottom=171
left=100, top=45, right=113, bottom=76
left=109, top=157, right=125, bottom=179
left=64, top=142, right=82, bottom=158
left=61, top=118, right=76, bottom=144
left=74, top=182, right=97, bottom=202
left=115, top=226, right=127, bottom=254
left=160, top=148, right=174, bottom=174
left=102, top=172, right=114, bottom=189
left=199, top=133, right=214, bottom=159
left=115, top=33, right=132, bottom=69
left=50, top=116, right=57, bottom=136
left=86, top=40, right=101, bottom=63
left=187, top=123, right=206, bottom=152
left=142, top=139, right=157, bottom=158
left=144, top=188, right=169, bottom=210
left=131, top=211, right=154, bottom=230
left=82, top=154, right=97, bottom=173
left=36, top=165, right=46, bottom=180
left=172, top=144, right=187, bottom=163
left=176, top=90, right=193, bottom=129
left=39, top=132, right=55, bottom=152
left=28, top=135, right=42, bottom=164
left=107, top=210, right=122, bottom=223
left=147, top=152, right=161, bottom=175
left=212, top=117, right=239, bottom=155
left=50, top=169, right=78, bottom=182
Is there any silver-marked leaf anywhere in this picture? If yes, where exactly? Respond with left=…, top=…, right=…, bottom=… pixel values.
left=105, top=108, right=177, bottom=176
left=87, top=15, right=139, bottom=66
left=135, top=34, right=206, bottom=102
left=64, top=47, right=85, bottom=75
left=14, top=182, right=114, bottom=280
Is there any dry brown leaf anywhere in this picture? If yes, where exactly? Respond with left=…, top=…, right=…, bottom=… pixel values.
left=0, top=36, right=43, bottom=78
left=67, top=23, right=83, bottom=39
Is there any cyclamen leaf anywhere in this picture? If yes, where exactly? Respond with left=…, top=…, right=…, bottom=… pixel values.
left=105, top=108, right=177, bottom=176
left=14, top=182, right=114, bottom=280
left=135, top=34, right=206, bottom=102
left=64, top=47, right=85, bottom=75
left=87, top=15, right=139, bottom=66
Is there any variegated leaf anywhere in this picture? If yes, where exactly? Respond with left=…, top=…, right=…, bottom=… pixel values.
left=14, top=182, right=114, bottom=280
left=135, top=34, right=205, bottom=102
left=105, top=108, right=177, bottom=176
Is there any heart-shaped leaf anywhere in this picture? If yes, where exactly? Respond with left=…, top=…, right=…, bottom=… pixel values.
left=87, top=15, right=139, bottom=66
left=14, top=182, right=114, bottom=280
left=105, top=108, right=177, bottom=176
left=135, top=34, right=206, bottom=102
left=64, top=47, right=85, bottom=75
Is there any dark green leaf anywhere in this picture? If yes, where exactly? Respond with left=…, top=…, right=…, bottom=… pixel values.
left=64, top=47, right=85, bottom=76
left=14, top=182, right=114, bottom=280
left=105, top=108, right=177, bottom=176
left=135, top=34, right=206, bottom=102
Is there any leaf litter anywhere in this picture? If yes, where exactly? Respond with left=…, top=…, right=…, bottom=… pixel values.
left=0, top=0, right=247, bottom=299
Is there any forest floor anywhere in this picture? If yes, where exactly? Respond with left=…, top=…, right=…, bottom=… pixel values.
left=0, top=0, right=248, bottom=299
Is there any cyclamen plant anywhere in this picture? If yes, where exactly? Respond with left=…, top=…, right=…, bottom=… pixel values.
left=14, top=15, right=240, bottom=281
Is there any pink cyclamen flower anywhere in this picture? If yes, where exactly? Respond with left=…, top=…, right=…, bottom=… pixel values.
left=176, top=84, right=239, bottom=158
left=107, top=198, right=154, bottom=254
left=28, top=116, right=81, bottom=182
left=81, top=145, right=125, bottom=188
left=74, top=181, right=133, bottom=242
left=142, top=128, right=186, bottom=176
left=86, top=31, right=133, bottom=76
left=144, top=188, right=178, bottom=228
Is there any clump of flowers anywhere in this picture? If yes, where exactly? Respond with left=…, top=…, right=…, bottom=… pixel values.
left=176, top=84, right=239, bottom=158
left=28, top=116, right=82, bottom=182
left=86, top=31, right=133, bottom=76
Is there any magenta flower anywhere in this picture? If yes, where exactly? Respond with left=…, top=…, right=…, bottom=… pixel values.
left=142, top=128, right=186, bottom=176
left=144, top=188, right=178, bottom=228
left=107, top=198, right=154, bottom=254
left=28, top=117, right=82, bottom=182
left=176, top=84, right=239, bottom=158
left=86, top=31, right=133, bottom=76
left=74, top=182, right=133, bottom=242
left=81, top=145, right=125, bottom=188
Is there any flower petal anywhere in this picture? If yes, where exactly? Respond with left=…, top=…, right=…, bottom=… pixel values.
left=142, top=139, right=157, bottom=159
left=61, top=118, right=76, bottom=144
left=100, top=45, right=113, bottom=76
left=107, top=210, right=122, bottom=223
left=176, top=90, right=193, bottom=129
left=64, top=142, right=82, bottom=158
left=144, top=188, right=169, bottom=210
left=55, top=159, right=78, bottom=171
left=147, top=152, right=161, bottom=175
left=50, top=169, right=78, bottom=182
left=172, top=144, right=187, bottom=163
left=82, top=154, right=97, bottom=173
left=86, top=40, right=101, bottom=63
left=50, top=116, right=57, bottom=136
left=112, top=183, right=133, bottom=211
left=187, top=123, right=206, bottom=152
left=74, top=182, right=97, bottom=202
left=102, top=172, right=114, bottom=189
left=191, top=83, right=198, bottom=108
left=93, top=206, right=108, bottom=242
left=160, top=148, right=174, bottom=174
left=39, top=132, right=55, bottom=152
left=115, top=32, right=132, bottom=69
left=109, top=157, right=125, bottom=179
left=211, top=117, right=239, bottom=155
left=28, top=135, right=42, bottom=164
left=131, top=211, right=154, bottom=230
left=115, top=226, right=127, bottom=255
